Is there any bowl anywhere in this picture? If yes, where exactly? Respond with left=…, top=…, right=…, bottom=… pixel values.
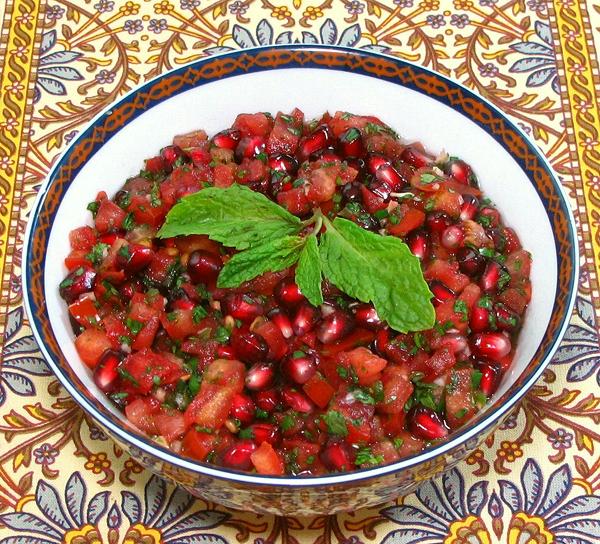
left=24, top=45, right=577, bottom=516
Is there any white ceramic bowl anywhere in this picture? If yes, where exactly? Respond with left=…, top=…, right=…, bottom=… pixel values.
left=24, top=46, right=577, bottom=515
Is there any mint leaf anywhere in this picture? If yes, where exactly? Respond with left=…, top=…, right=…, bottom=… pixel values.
left=295, top=234, right=323, bottom=307
left=157, top=184, right=302, bottom=249
left=322, top=410, right=348, bottom=437
left=217, top=236, right=305, bottom=288
left=319, top=217, right=435, bottom=333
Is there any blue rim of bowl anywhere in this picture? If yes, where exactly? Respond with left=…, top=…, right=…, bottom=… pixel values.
left=23, top=44, right=578, bottom=487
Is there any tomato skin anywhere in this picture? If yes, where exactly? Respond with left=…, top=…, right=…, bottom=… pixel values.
left=69, top=296, right=99, bottom=328
left=250, top=441, right=285, bottom=475
left=75, top=328, right=112, bottom=368
left=277, top=187, right=311, bottom=216
left=125, top=397, right=161, bottom=435
left=424, top=260, right=470, bottom=294
left=233, top=113, right=273, bottom=138
left=302, top=373, right=335, bottom=409
left=182, top=429, right=218, bottom=461
left=102, top=313, right=129, bottom=348
left=145, top=155, right=166, bottom=173
left=69, top=226, right=96, bottom=251
left=95, top=199, right=126, bottom=233
left=387, top=207, right=426, bottom=237
left=120, top=349, right=185, bottom=394
left=254, top=320, right=288, bottom=360
left=65, top=250, right=90, bottom=271
left=267, top=109, right=304, bottom=156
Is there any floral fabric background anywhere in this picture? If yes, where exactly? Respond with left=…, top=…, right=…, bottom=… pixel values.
left=1, top=0, right=600, bottom=542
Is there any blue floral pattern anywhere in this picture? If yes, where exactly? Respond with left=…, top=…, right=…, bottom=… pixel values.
left=0, top=473, right=229, bottom=543
left=34, top=30, right=84, bottom=102
left=509, top=21, right=559, bottom=93
left=0, top=308, right=50, bottom=406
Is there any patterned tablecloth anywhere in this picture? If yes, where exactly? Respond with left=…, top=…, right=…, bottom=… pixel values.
left=1, top=0, right=599, bottom=542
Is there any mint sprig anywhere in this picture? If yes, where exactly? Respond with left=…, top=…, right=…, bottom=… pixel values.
left=320, top=217, right=435, bottom=333
left=158, top=185, right=434, bottom=333
left=157, top=184, right=302, bottom=249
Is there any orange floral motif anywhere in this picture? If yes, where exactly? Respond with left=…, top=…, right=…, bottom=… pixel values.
left=84, top=452, right=111, bottom=474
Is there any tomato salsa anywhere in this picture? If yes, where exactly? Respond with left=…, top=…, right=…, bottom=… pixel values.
left=60, top=110, right=531, bottom=476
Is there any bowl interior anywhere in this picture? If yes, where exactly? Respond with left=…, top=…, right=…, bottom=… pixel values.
left=28, top=50, right=574, bottom=485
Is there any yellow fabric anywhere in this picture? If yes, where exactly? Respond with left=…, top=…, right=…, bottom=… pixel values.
left=1, top=1, right=599, bottom=542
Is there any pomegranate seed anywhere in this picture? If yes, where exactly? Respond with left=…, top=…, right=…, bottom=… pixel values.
left=401, top=146, right=433, bottom=168
left=351, top=303, right=383, bottom=330
left=376, top=164, right=406, bottom=193
left=98, top=232, right=119, bottom=245
left=494, top=303, right=520, bottom=333
left=441, top=225, right=464, bottom=249
left=187, top=250, right=222, bottom=284
left=471, top=332, right=511, bottom=361
left=437, top=332, right=468, bottom=354
left=222, top=294, right=264, bottom=323
left=341, top=181, right=363, bottom=204
left=470, top=305, right=492, bottom=332
left=93, top=350, right=122, bottom=393
left=298, top=125, right=330, bottom=161
left=217, top=345, right=237, bottom=359
left=407, top=406, right=449, bottom=440
left=345, top=157, right=366, bottom=174
left=230, top=330, right=268, bottom=363
left=314, top=148, right=341, bottom=162
left=188, top=147, right=211, bottom=165
left=478, top=207, right=500, bottom=228
left=366, top=154, right=389, bottom=176
left=444, top=158, right=475, bottom=186
left=254, top=389, right=279, bottom=412
left=487, top=228, right=506, bottom=253
left=406, top=230, right=430, bottom=260
left=221, top=440, right=257, bottom=470
left=282, top=387, right=314, bottom=413
left=268, top=154, right=298, bottom=173
left=282, top=352, right=317, bottom=384
left=235, top=135, right=266, bottom=162
left=59, top=266, right=96, bottom=304
left=120, top=280, right=143, bottom=300
left=460, top=194, right=479, bottom=221
left=116, top=244, right=153, bottom=274
left=212, top=129, right=241, bottom=150
left=172, top=298, right=195, bottom=311
left=292, top=304, right=319, bottom=336
left=426, top=212, right=453, bottom=234
left=249, top=423, right=279, bottom=445
left=338, top=128, right=365, bottom=158
left=268, top=309, right=294, bottom=339
left=456, top=247, right=485, bottom=277
left=321, top=442, right=352, bottom=471
left=430, top=281, right=455, bottom=307
left=275, top=277, right=306, bottom=308
left=230, top=393, right=256, bottom=425
left=477, top=361, right=503, bottom=397
left=161, top=145, right=187, bottom=169
left=245, top=362, right=274, bottom=391
left=480, top=261, right=504, bottom=291
left=317, top=309, right=355, bottom=344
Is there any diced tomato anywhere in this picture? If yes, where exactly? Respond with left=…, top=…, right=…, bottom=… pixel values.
left=320, top=328, right=375, bottom=356
left=328, top=111, right=385, bottom=138
left=131, top=316, right=161, bottom=350
left=411, top=347, right=456, bottom=381
left=425, top=260, right=470, bottom=293
left=250, top=441, right=285, bottom=475
left=267, top=109, right=304, bottom=156
left=394, top=431, right=425, bottom=458
left=303, top=373, right=335, bottom=409
left=378, top=365, right=413, bottom=413
left=387, top=207, right=426, bottom=237
left=160, top=167, right=206, bottom=205
left=69, top=226, right=96, bottom=251
left=127, top=194, right=167, bottom=229
left=502, top=227, right=522, bottom=253
left=338, top=347, right=388, bottom=386
left=254, top=320, right=288, bottom=360
left=75, top=328, right=112, bottom=368
left=120, top=349, right=185, bottom=394
left=505, top=249, right=532, bottom=282
left=182, top=428, right=218, bottom=461
left=173, top=234, right=221, bottom=256
left=381, top=411, right=406, bottom=437
left=154, top=409, right=188, bottom=442
left=430, top=188, right=462, bottom=218
left=281, top=439, right=321, bottom=472
left=95, top=199, right=126, bottom=233
left=125, top=397, right=161, bottom=435
left=69, top=296, right=99, bottom=328
left=160, top=309, right=198, bottom=340
left=145, top=155, right=166, bottom=173
left=173, top=129, right=208, bottom=149
left=65, top=250, right=90, bottom=271
left=102, top=313, right=129, bottom=348
left=237, top=158, right=267, bottom=183
left=498, top=283, right=531, bottom=315
left=213, top=163, right=237, bottom=188
left=233, top=113, right=273, bottom=138
left=370, top=440, right=401, bottom=465
left=277, top=187, right=311, bottom=216
left=145, top=249, right=176, bottom=284
left=445, top=368, right=475, bottom=429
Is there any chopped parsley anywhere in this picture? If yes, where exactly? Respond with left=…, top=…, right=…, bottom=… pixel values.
left=238, top=427, right=254, bottom=439
left=126, top=318, right=143, bottom=335
left=192, top=305, right=208, bottom=324
left=354, top=446, right=384, bottom=466
left=453, top=299, right=468, bottom=322
left=87, top=200, right=100, bottom=218
left=322, top=410, right=348, bottom=437
left=214, top=326, right=230, bottom=344
left=85, top=242, right=109, bottom=266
